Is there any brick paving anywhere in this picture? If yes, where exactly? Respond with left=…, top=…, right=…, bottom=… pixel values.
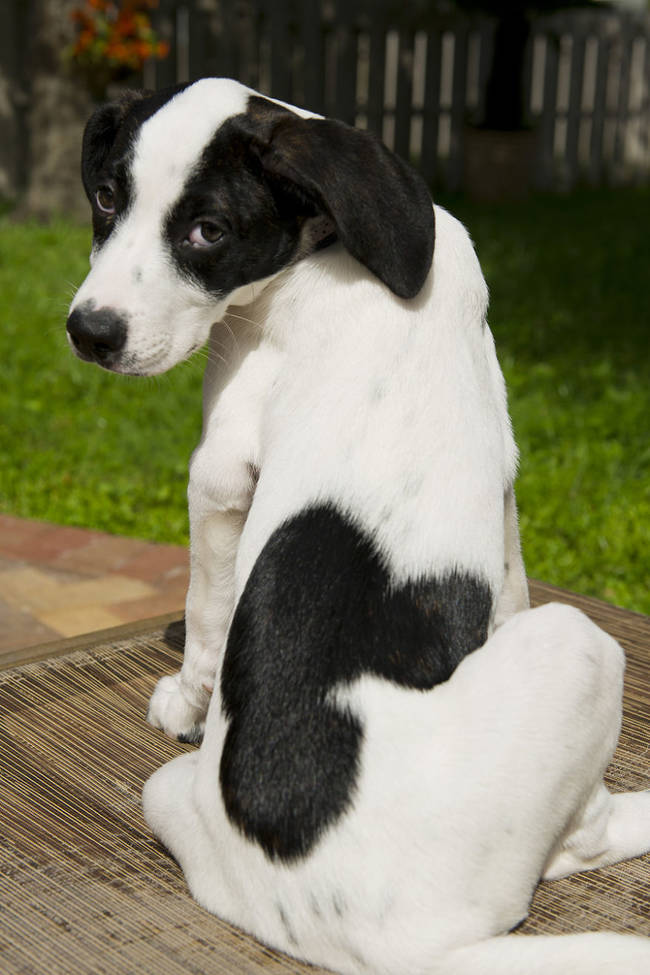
left=0, top=514, right=189, bottom=659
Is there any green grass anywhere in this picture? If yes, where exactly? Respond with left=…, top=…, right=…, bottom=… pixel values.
left=0, top=220, right=202, bottom=543
left=1, top=187, right=648, bottom=612
left=447, top=188, right=650, bottom=613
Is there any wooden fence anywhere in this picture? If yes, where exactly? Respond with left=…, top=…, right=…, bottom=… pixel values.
left=1, top=1, right=649, bottom=198
left=141, top=0, right=650, bottom=192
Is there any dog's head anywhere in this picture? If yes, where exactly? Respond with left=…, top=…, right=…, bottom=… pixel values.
left=67, top=78, right=435, bottom=376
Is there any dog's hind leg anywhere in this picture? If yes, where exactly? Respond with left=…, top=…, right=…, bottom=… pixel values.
left=543, top=783, right=650, bottom=880
left=147, top=504, right=247, bottom=742
left=493, top=486, right=529, bottom=628
left=143, top=751, right=239, bottom=918
left=439, top=930, right=650, bottom=975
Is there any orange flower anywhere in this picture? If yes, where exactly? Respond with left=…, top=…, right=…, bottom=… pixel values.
left=67, top=0, right=169, bottom=85
left=116, top=12, right=136, bottom=35
left=76, top=28, right=95, bottom=51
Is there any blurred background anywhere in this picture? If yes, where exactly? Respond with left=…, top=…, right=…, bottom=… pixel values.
left=0, top=0, right=648, bottom=616
left=2, top=0, right=650, bottom=210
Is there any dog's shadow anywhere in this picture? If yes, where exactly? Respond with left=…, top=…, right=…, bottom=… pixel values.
left=163, top=617, right=186, bottom=655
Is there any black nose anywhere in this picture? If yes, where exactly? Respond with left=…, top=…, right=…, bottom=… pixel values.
left=66, top=305, right=128, bottom=365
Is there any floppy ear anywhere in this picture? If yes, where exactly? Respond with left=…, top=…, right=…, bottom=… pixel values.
left=242, top=97, right=435, bottom=299
left=81, top=90, right=148, bottom=199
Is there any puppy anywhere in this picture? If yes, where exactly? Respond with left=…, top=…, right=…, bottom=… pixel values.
left=67, top=78, right=650, bottom=974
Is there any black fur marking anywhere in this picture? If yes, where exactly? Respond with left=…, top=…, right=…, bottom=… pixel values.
left=164, top=112, right=313, bottom=299
left=80, top=85, right=434, bottom=299
left=243, top=96, right=435, bottom=298
left=220, top=504, right=492, bottom=863
left=176, top=725, right=204, bottom=746
left=80, top=85, right=190, bottom=246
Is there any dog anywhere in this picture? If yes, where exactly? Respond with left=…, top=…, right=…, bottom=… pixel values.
left=67, top=78, right=650, bottom=973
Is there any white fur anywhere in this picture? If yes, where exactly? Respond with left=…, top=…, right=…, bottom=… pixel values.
left=69, top=79, right=650, bottom=973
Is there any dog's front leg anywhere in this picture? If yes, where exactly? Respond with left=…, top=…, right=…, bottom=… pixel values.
left=147, top=329, right=279, bottom=741
left=147, top=491, right=248, bottom=742
left=146, top=396, right=259, bottom=745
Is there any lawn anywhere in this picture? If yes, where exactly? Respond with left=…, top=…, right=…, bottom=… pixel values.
left=0, top=187, right=648, bottom=613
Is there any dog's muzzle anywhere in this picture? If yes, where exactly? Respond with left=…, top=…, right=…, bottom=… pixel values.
left=66, top=303, right=128, bottom=369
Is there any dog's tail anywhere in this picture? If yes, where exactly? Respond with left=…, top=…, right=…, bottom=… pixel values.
left=438, top=931, right=650, bottom=975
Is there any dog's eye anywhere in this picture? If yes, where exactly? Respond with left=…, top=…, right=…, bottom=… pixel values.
left=188, top=221, right=224, bottom=247
left=95, top=186, right=116, bottom=215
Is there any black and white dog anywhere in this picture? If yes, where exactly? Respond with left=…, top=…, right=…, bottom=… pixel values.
left=67, top=79, right=650, bottom=974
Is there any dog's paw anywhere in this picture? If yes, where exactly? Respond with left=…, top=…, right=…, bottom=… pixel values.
left=147, top=672, right=208, bottom=743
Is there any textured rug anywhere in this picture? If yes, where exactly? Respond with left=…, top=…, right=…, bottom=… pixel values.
left=1, top=582, right=648, bottom=974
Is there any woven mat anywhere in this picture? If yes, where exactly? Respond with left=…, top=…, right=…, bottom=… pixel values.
left=0, top=582, right=648, bottom=974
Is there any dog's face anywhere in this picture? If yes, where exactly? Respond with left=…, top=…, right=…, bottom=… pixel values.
left=67, top=78, right=435, bottom=376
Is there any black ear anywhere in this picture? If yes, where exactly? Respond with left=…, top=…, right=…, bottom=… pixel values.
left=81, top=90, right=148, bottom=199
left=242, top=97, right=435, bottom=299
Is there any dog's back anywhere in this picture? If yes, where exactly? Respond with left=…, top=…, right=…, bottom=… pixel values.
left=235, top=207, right=514, bottom=593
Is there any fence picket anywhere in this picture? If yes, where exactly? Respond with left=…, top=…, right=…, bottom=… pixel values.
left=420, top=29, right=442, bottom=187
left=612, top=20, right=634, bottom=180
left=184, top=3, right=215, bottom=82
left=588, top=29, right=609, bottom=185
left=365, top=19, right=387, bottom=139
left=639, top=35, right=650, bottom=174
left=301, top=0, right=325, bottom=113
left=393, top=29, right=414, bottom=162
left=565, top=28, right=587, bottom=187
left=153, top=0, right=181, bottom=88
left=539, top=27, right=560, bottom=189
left=447, top=24, right=468, bottom=191
left=333, top=0, right=358, bottom=125
left=266, top=0, right=292, bottom=102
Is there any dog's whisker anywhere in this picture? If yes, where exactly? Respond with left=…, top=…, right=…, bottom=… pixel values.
left=205, top=345, right=229, bottom=364
left=223, top=310, right=264, bottom=330
left=178, top=349, right=220, bottom=374
left=205, top=352, right=228, bottom=368
left=218, top=318, right=243, bottom=359
left=190, top=337, right=233, bottom=370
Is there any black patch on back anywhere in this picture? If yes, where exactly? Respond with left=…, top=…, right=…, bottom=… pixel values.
left=220, top=504, right=492, bottom=862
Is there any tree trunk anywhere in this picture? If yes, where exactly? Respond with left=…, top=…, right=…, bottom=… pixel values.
left=0, top=0, right=30, bottom=203
left=23, top=0, right=94, bottom=219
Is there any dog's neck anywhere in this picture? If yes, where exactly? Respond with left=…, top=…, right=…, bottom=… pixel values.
left=226, top=214, right=337, bottom=311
